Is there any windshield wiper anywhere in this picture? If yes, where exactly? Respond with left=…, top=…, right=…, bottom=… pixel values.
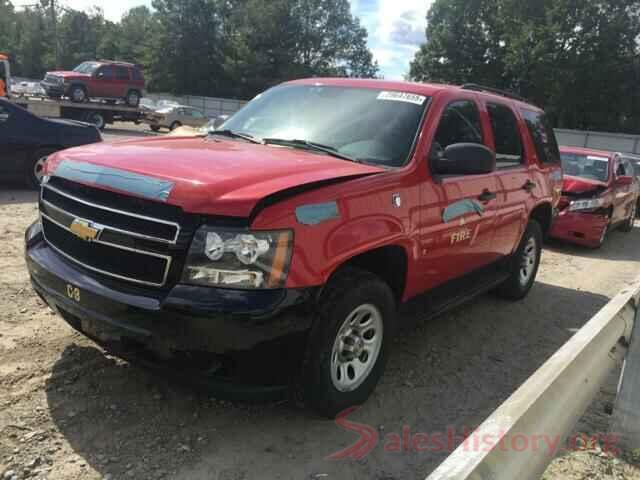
left=209, top=129, right=262, bottom=144
left=262, top=138, right=360, bottom=163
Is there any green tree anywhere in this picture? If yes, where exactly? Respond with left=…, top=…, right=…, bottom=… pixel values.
left=410, top=0, right=640, bottom=133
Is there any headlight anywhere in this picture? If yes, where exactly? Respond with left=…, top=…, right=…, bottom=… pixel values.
left=569, top=198, right=605, bottom=212
left=182, top=227, right=293, bottom=289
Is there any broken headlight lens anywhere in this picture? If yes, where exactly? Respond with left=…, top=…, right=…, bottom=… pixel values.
left=182, top=227, right=293, bottom=289
left=569, top=198, right=605, bottom=212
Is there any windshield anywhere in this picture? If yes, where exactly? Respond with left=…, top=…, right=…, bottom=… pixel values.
left=220, top=85, right=429, bottom=167
left=73, top=62, right=100, bottom=74
left=561, top=152, right=610, bottom=182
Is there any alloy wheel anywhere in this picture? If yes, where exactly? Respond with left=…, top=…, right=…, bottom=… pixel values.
left=330, top=304, right=384, bottom=392
left=519, top=237, right=538, bottom=286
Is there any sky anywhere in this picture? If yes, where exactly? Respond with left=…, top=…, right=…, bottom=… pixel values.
left=13, top=0, right=433, bottom=79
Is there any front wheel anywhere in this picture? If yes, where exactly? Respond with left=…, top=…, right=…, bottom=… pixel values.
left=302, top=267, right=396, bottom=418
left=26, top=148, right=57, bottom=189
left=84, top=111, right=106, bottom=130
left=69, top=85, right=87, bottom=103
left=169, top=121, right=182, bottom=131
left=494, top=220, right=542, bottom=300
left=620, top=201, right=636, bottom=233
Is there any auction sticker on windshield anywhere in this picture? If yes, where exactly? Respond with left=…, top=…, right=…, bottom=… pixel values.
left=377, top=91, right=427, bottom=105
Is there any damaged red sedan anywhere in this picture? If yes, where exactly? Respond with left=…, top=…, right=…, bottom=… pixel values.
left=550, top=147, right=639, bottom=248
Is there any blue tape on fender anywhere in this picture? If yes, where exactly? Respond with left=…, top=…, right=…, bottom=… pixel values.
left=442, top=199, right=484, bottom=223
left=53, top=160, right=174, bottom=202
left=295, top=202, right=340, bottom=225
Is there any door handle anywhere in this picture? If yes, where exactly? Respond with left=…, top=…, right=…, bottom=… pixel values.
left=478, top=189, right=497, bottom=202
left=523, top=180, right=537, bottom=192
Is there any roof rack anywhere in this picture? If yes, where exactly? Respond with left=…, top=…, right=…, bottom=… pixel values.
left=97, top=59, right=137, bottom=67
left=461, top=83, right=528, bottom=103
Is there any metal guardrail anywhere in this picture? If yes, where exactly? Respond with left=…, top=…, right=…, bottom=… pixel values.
left=426, top=278, right=640, bottom=480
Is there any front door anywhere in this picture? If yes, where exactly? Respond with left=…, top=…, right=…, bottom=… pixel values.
left=419, top=97, right=498, bottom=289
left=612, top=156, right=635, bottom=223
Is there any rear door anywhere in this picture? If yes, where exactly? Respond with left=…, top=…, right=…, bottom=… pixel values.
left=94, top=65, right=118, bottom=98
left=114, top=66, right=131, bottom=98
left=420, top=96, right=499, bottom=287
left=483, top=101, right=532, bottom=256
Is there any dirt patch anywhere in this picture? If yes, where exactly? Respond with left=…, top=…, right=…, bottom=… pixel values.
left=1, top=183, right=640, bottom=479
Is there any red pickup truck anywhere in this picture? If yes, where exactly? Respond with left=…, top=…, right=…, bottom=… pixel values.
left=41, top=60, right=145, bottom=107
left=25, top=79, right=561, bottom=417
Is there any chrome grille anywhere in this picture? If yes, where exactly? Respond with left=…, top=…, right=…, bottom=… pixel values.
left=40, top=182, right=184, bottom=287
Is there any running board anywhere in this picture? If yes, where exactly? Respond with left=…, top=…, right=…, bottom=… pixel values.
left=399, top=262, right=511, bottom=326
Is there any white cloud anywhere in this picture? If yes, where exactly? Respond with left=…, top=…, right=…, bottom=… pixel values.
left=351, top=0, right=432, bottom=79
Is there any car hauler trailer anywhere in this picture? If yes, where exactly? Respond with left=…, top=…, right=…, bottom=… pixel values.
left=10, top=96, right=142, bottom=130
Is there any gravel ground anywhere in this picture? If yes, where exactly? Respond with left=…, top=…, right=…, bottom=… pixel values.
left=1, top=126, right=640, bottom=480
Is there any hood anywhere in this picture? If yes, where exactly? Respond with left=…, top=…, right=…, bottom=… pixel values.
left=45, top=136, right=385, bottom=217
left=562, top=175, right=609, bottom=196
left=48, top=71, right=90, bottom=79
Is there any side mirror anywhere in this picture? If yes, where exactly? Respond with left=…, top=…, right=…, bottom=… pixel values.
left=431, top=142, right=496, bottom=176
left=616, top=176, right=633, bottom=186
left=96, top=72, right=104, bottom=78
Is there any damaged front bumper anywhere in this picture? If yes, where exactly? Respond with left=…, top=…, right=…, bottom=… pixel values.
left=26, top=224, right=318, bottom=399
left=549, top=210, right=609, bottom=247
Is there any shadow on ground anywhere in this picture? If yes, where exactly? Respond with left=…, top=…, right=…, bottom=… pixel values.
left=0, top=188, right=38, bottom=206
left=45, top=281, right=611, bottom=480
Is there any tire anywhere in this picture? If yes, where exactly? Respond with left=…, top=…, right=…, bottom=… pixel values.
left=150, top=125, right=161, bottom=132
left=620, top=201, right=636, bottom=233
left=170, top=121, right=182, bottom=131
left=302, top=267, right=396, bottom=418
left=84, top=111, right=106, bottom=130
left=494, top=220, right=543, bottom=300
left=26, top=148, right=57, bottom=189
left=125, top=90, right=141, bottom=107
left=593, top=213, right=612, bottom=249
left=69, top=84, right=87, bottom=103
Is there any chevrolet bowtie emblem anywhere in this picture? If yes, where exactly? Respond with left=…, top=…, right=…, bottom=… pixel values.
left=70, top=219, right=101, bottom=242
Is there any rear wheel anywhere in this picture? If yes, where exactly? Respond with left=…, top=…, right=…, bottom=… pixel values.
left=302, top=267, right=396, bottom=418
left=494, top=220, right=542, bottom=300
left=150, top=125, right=161, bottom=132
left=69, top=85, right=87, bottom=103
left=125, top=90, right=141, bottom=107
left=26, top=148, right=57, bottom=189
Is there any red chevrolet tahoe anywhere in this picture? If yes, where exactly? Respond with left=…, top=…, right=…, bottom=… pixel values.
left=549, top=146, right=638, bottom=248
left=41, top=60, right=145, bottom=107
left=25, top=79, right=562, bottom=417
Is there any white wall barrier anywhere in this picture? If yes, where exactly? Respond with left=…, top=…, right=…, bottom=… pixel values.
left=426, top=278, right=640, bottom=480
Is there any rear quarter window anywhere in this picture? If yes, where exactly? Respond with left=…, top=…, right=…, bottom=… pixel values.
left=521, top=109, right=560, bottom=165
left=132, top=68, right=144, bottom=81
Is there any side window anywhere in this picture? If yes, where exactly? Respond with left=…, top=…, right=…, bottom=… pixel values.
left=521, top=109, right=560, bottom=164
left=487, top=103, right=524, bottom=168
left=615, top=158, right=627, bottom=178
left=115, top=67, right=130, bottom=80
left=132, top=68, right=143, bottom=81
left=0, top=105, right=10, bottom=122
left=98, top=66, right=115, bottom=79
left=433, top=100, right=483, bottom=150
